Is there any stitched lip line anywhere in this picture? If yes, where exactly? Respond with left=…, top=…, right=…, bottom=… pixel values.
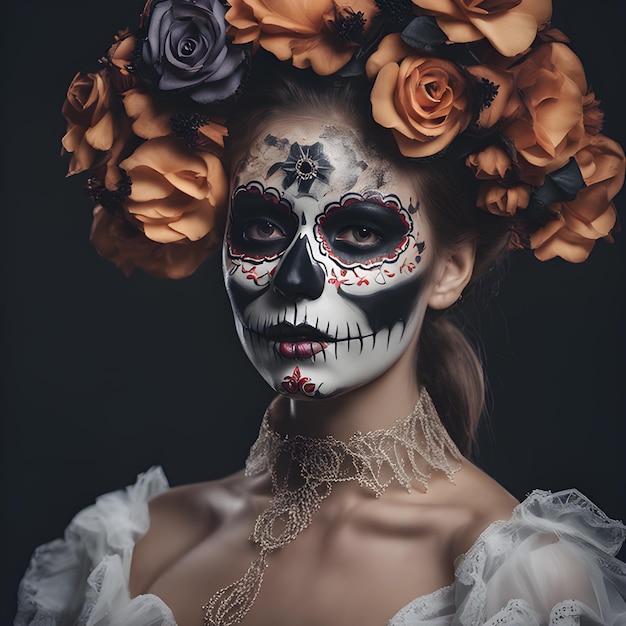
left=246, top=321, right=375, bottom=343
left=261, top=322, right=332, bottom=342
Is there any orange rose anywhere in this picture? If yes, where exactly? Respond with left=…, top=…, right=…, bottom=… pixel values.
left=90, top=206, right=221, bottom=278
left=225, top=0, right=378, bottom=75
left=477, top=181, right=530, bottom=216
left=411, top=0, right=552, bottom=57
left=500, top=43, right=588, bottom=174
left=62, top=71, right=130, bottom=182
left=466, top=145, right=513, bottom=180
left=531, top=134, right=625, bottom=262
left=368, top=34, right=471, bottom=157
left=120, top=136, right=228, bottom=243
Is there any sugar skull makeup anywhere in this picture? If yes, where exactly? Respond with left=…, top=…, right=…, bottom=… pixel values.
left=223, top=121, right=432, bottom=399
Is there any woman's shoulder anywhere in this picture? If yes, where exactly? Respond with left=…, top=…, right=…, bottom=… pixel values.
left=392, top=467, right=626, bottom=625
left=129, top=468, right=266, bottom=596
left=427, top=459, right=520, bottom=561
left=450, top=487, right=626, bottom=623
left=17, top=466, right=263, bottom=625
left=448, top=461, right=626, bottom=566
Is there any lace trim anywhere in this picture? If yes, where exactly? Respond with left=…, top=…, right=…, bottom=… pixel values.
left=15, top=467, right=171, bottom=626
left=389, top=583, right=455, bottom=621
left=484, top=599, right=541, bottom=626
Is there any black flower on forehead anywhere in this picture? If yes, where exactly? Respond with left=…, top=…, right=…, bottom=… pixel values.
left=267, top=142, right=334, bottom=193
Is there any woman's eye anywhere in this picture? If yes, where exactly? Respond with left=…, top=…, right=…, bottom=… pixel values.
left=243, top=221, right=285, bottom=242
left=336, top=226, right=382, bottom=249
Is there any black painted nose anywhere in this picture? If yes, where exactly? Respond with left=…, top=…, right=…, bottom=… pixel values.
left=273, top=236, right=325, bottom=301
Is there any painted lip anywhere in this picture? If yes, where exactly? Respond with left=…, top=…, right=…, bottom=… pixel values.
left=261, top=322, right=331, bottom=360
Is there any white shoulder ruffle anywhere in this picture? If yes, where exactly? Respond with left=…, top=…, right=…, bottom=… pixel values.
left=391, top=489, right=626, bottom=625
left=16, top=473, right=626, bottom=626
left=15, top=466, right=176, bottom=626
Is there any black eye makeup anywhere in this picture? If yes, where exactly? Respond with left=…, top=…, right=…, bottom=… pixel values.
left=243, top=220, right=285, bottom=243
left=228, top=182, right=298, bottom=260
left=315, top=192, right=411, bottom=267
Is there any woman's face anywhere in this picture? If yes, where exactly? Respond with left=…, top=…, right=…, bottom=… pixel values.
left=223, top=117, right=435, bottom=399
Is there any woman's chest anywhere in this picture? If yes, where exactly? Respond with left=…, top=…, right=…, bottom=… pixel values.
left=146, top=504, right=457, bottom=626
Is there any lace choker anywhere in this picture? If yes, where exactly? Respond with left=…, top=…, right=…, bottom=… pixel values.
left=203, top=389, right=463, bottom=625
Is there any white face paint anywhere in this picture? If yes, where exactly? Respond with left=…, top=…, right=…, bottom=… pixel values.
left=223, top=120, right=433, bottom=399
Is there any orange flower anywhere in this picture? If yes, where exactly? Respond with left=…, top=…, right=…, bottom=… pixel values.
left=466, top=145, right=513, bottom=179
left=500, top=43, right=588, bottom=174
left=225, top=0, right=378, bottom=75
left=531, top=134, right=625, bottom=262
left=477, top=181, right=530, bottom=216
left=90, top=206, right=221, bottom=278
left=411, top=0, right=552, bottom=57
left=368, top=34, right=471, bottom=157
left=120, top=136, right=228, bottom=244
left=62, top=71, right=130, bottom=181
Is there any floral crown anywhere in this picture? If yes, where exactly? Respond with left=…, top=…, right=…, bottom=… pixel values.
left=63, top=0, right=625, bottom=278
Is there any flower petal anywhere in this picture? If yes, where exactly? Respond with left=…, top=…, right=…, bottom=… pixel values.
left=143, top=222, right=188, bottom=243
left=435, top=16, right=483, bottom=43
left=127, top=166, right=176, bottom=201
left=122, top=89, right=171, bottom=139
left=366, top=33, right=413, bottom=79
left=84, top=114, right=115, bottom=151
left=470, top=12, right=537, bottom=56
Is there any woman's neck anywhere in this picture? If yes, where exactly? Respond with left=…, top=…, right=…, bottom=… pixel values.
left=270, top=340, right=422, bottom=440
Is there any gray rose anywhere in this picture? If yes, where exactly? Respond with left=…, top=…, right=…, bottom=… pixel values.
left=141, top=0, right=246, bottom=104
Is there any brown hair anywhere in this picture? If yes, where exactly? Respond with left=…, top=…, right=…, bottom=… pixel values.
left=226, top=54, right=511, bottom=454
left=410, top=160, right=510, bottom=455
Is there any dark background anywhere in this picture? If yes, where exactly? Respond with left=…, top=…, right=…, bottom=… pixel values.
left=2, top=0, right=625, bottom=621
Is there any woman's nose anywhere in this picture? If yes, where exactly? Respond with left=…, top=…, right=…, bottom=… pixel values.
left=272, top=235, right=325, bottom=301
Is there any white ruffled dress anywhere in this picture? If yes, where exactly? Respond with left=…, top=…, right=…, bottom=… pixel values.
left=15, top=467, right=626, bottom=625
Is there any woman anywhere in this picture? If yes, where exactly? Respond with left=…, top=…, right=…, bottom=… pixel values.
left=14, top=0, right=626, bottom=624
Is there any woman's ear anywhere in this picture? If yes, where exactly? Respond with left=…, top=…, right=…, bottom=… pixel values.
left=428, top=241, right=476, bottom=310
